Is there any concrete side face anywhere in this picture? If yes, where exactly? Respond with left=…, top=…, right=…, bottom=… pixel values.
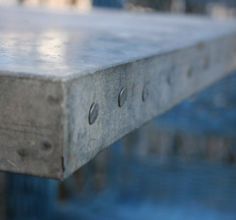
left=0, top=76, right=64, bottom=179
left=63, top=34, right=236, bottom=178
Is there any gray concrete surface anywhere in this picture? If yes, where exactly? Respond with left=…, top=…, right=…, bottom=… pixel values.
left=0, top=6, right=236, bottom=179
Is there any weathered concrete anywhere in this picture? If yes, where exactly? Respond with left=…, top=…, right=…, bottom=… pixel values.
left=0, top=7, right=236, bottom=179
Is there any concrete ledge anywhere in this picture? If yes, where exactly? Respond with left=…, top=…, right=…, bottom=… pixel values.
left=0, top=7, right=236, bottom=179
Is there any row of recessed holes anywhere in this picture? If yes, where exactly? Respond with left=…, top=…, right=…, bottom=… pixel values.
left=87, top=53, right=220, bottom=125
left=88, top=85, right=149, bottom=125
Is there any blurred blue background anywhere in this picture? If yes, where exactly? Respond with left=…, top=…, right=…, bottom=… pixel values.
left=0, top=0, right=236, bottom=220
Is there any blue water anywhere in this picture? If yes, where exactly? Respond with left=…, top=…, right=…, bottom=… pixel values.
left=156, top=72, right=236, bottom=136
left=56, top=159, right=236, bottom=220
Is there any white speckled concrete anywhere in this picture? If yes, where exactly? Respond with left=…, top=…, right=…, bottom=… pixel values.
left=0, top=7, right=236, bottom=179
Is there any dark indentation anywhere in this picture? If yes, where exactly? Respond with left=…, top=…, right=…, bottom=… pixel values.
left=47, top=95, right=62, bottom=105
left=197, top=42, right=205, bottom=50
left=61, top=156, right=65, bottom=173
left=187, top=67, right=193, bottom=78
left=17, top=149, right=28, bottom=158
left=167, top=74, right=172, bottom=85
left=142, top=84, right=149, bottom=102
left=89, top=103, right=99, bottom=125
left=41, top=141, right=52, bottom=151
left=118, top=87, right=128, bottom=107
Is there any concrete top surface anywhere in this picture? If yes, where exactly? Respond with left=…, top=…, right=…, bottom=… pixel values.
left=0, top=6, right=236, bottom=80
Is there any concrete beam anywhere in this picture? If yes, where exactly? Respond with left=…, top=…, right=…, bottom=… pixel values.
left=0, top=7, right=236, bottom=179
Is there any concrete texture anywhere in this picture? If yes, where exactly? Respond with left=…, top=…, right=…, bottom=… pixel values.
left=0, top=6, right=236, bottom=179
